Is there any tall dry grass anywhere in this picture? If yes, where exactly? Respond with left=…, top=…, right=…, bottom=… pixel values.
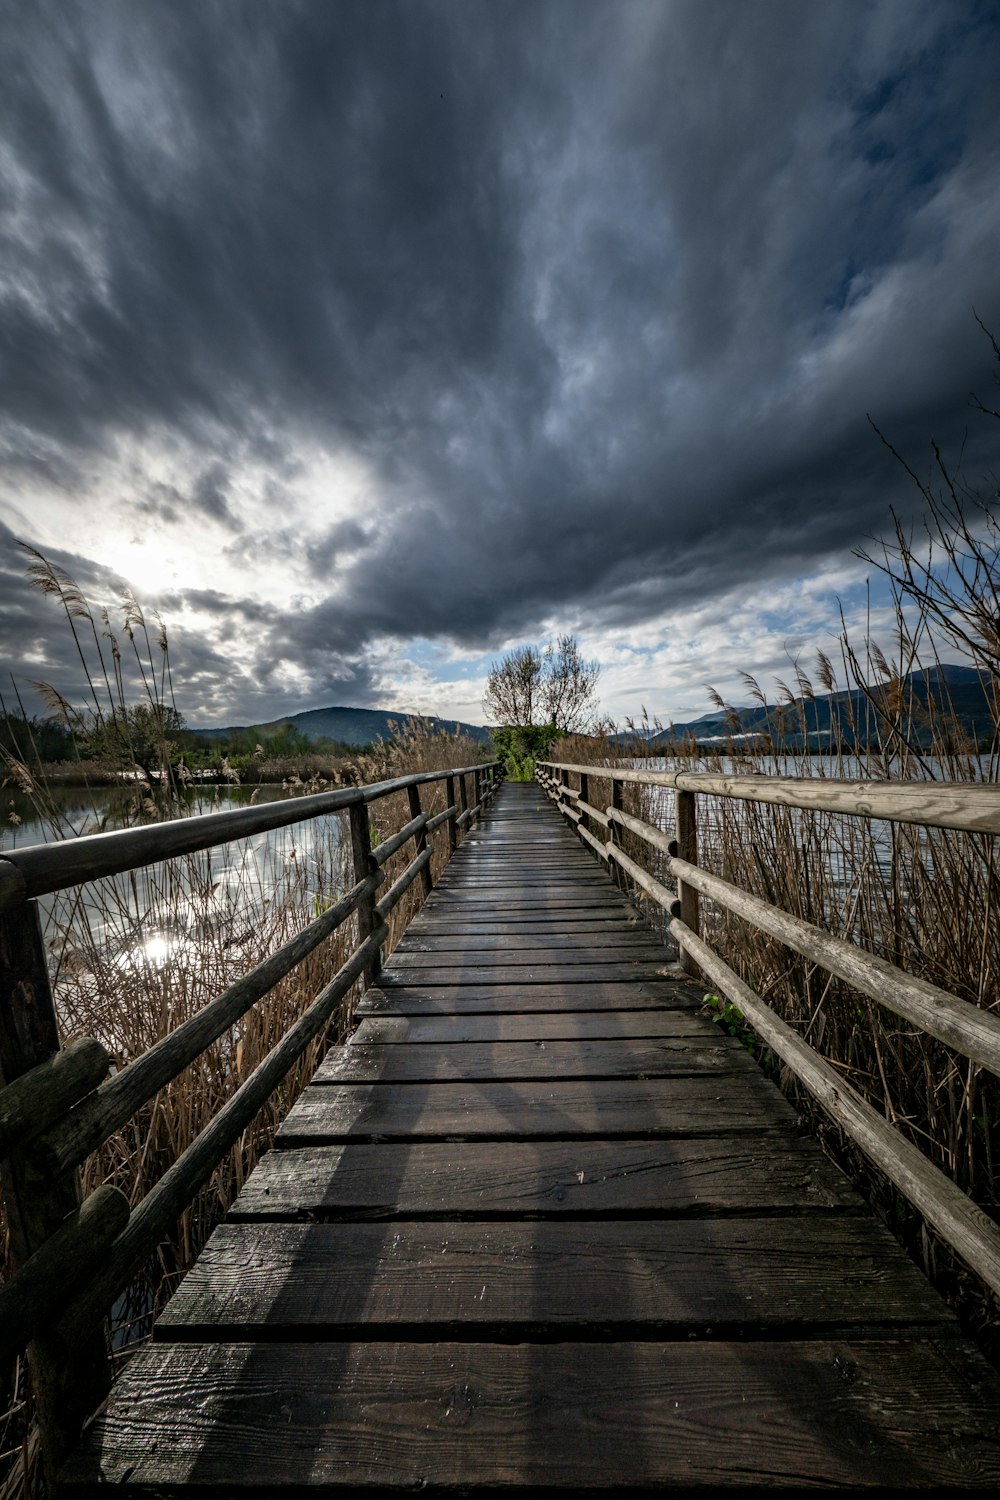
left=0, top=558, right=489, bottom=1493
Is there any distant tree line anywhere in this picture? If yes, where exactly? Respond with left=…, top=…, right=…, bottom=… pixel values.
left=0, top=707, right=370, bottom=785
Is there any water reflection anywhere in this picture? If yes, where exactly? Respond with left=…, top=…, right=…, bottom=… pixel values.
left=619, top=753, right=996, bottom=952
left=2, top=782, right=347, bottom=1012
left=1, top=780, right=303, bottom=850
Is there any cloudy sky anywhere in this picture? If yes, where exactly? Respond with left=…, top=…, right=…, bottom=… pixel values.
left=2, top=0, right=999, bottom=731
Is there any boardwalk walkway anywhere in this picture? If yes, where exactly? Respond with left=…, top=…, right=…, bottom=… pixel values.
left=63, top=782, right=1000, bottom=1491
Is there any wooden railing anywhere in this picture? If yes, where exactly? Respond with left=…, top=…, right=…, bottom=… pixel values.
left=0, top=759, right=501, bottom=1476
left=538, top=758, right=1000, bottom=1302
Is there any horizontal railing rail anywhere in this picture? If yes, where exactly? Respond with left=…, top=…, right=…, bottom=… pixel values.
left=0, top=762, right=492, bottom=912
left=539, top=759, right=1000, bottom=834
left=537, top=756, right=1000, bottom=1305
left=0, top=759, right=501, bottom=1479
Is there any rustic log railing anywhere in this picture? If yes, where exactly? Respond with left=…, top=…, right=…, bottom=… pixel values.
left=537, top=758, right=1000, bottom=1301
left=0, top=759, right=501, bottom=1478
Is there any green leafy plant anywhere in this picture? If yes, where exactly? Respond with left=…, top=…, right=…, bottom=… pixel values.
left=491, top=722, right=561, bottom=780
left=703, top=992, right=760, bottom=1057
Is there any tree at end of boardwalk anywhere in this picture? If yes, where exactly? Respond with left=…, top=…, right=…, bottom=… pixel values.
left=482, top=634, right=600, bottom=733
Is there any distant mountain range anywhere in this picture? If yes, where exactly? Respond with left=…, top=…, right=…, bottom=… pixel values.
left=193, top=705, right=492, bottom=747
left=641, top=664, right=995, bottom=749
left=193, top=663, right=995, bottom=754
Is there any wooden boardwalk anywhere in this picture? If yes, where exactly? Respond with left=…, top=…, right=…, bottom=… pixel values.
left=62, top=782, right=1000, bottom=1492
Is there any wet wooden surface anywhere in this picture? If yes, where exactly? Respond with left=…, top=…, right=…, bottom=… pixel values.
left=60, top=781, right=1000, bottom=1492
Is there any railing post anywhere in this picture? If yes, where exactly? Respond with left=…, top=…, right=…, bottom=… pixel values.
left=347, top=799, right=381, bottom=985
left=675, top=786, right=700, bottom=976
left=579, top=771, right=590, bottom=839
left=0, top=900, right=113, bottom=1482
left=473, top=768, right=482, bottom=823
left=459, top=772, right=470, bottom=832
left=445, top=774, right=458, bottom=854
left=610, top=777, right=625, bottom=889
left=407, top=784, right=434, bottom=898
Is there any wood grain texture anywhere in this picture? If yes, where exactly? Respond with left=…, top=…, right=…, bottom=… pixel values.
left=357, top=979, right=702, bottom=1014
left=540, top=758, right=1000, bottom=835
left=60, top=1339, right=1000, bottom=1491
left=350, top=1010, right=712, bottom=1043
left=388, top=944, right=671, bottom=965
left=155, top=1217, right=951, bottom=1338
left=393, top=931, right=662, bottom=952
left=274, top=1073, right=797, bottom=1143
left=311, top=1037, right=752, bottom=1084
left=230, top=1136, right=863, bottom=1218
left=376, top=963, right=675, bottom=986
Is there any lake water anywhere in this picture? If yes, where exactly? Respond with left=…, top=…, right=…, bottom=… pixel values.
left=599, top=752, right=999, bottom=949
left=1, top=782, right=347, bottom=993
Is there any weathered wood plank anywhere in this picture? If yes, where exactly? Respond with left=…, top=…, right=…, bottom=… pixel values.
left=60, top=1339, right=1000, bottom=1491
left=275, top=1073, right=796, bottom=1143
left=312, top=1037, right=751, bottom=1084
left=356, top=979, right=701, bottom=1014
left=350, top=1010, right=713, bottom=1044
left=422, top=890, right=630, bottom=906
left=228, top=1136, right=864, bottom=1219
left=408, top=915, right=649, bottom=933
left=393, top=932, right=667, bottom=953
left=377, top=962, right=674, bottom=985
left=387, top=942, right=672, bottom=964
left=155, top=1217, right=951, bottom=1339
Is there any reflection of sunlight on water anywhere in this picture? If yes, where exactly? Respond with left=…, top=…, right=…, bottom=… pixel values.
left=22, top=788, right=346, bottom=1001
left=113, top=927, right=199, bottom=974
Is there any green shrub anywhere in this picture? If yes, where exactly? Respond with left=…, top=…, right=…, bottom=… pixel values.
left=491, top=723, right=561, bottom=780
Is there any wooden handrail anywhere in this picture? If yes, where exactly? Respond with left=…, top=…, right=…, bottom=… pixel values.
left=671, top=917, right=1000, bottom=1300
left=536, top=756, right=1000, bottom=1303
left=30, top=874, right=382, bottom=1179
left=0, top=762, right=497, bottom=912
left=605, top=822, right=1000, bottom=1077
left=0, top=758, right=502, bottom=1478
left=538, top=760, right=1000, bottom=835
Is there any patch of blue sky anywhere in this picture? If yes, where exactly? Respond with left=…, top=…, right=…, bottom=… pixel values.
left=403, top=638, right=495, bottom=683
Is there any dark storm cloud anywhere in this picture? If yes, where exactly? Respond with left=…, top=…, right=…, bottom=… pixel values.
left=0, top=518, right=140, bottom=705
left=304, top=520, right=371, bottom=579
left=2, top=0, right=1000, bottom=714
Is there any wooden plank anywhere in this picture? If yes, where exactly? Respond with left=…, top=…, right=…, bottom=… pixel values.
left=357, top=979, right=702, bottom=1013
left=387, top=942, right=671, bottom=964
left=154, top=1217, right=952, bottom=1339
left=423, top=887, right=629, bottom=904
left=393, top=932, right=667, bottom=953
left=228, top=1136, right=864, bottom=1219
left=274, top=1073, right=796, bottom=1143
left=422, top=894, right=630, bottom=910
left=312, top=1037, right=750, bottom=1084
left=438, top=861, right=598, bottom=873
left=376, top=963, right=674, bottom=985
left=446, top=858, right=602, bottom=870
left=436, top=872, right=610, bottom=882
left=350, top=1011, right=713, bottom=1043
left=61, top=1339, right=1000, bottom=1491
left=408, top=915, right=649, bottom=932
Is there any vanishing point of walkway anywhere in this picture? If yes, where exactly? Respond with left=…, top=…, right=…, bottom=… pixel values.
left=62, top=781, right=1000, bottom=1491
